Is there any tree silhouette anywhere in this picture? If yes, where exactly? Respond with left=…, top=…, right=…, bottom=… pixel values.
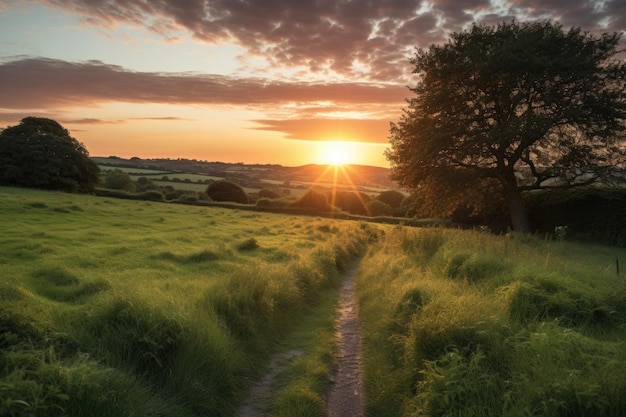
left=0, top=117, right=100, bottom=192
left=387, top=21, right=626, bottom=231
left=205, top=180, right=249, bottom=203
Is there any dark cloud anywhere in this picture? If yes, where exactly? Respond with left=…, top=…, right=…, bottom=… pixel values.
left=0, top=57, right=407, bottom=109
left=41, top=0, right=624, bottom=82
left=5, top=1, right=623, bottom=148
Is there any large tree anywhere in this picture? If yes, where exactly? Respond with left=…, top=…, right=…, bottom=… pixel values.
left=386, top=21, right=626, bottom=232
left=0, top=117, right=100, bottom=192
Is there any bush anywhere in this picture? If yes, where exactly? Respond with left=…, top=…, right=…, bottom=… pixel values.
left=333, top=191, right=371, bottom=215
left=256, top=197, right=292, bottom=209
left=367, top=200, right=392, bottom=217
left=259, top=189, right=281, bottom=199
left=375, top=190, right=405, bottom=209
left=103, top=169, right=135, bottom=191
left=290, top=188, right=330, bottom=212
left=205, top=181, right=249, bottom=204
left=137, top=190, right=164, bottom=202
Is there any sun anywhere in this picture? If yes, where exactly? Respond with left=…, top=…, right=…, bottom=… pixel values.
left=318, top=141, right=353, bottom=166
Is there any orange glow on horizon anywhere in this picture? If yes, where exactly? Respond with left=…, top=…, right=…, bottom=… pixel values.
left=315, top=141, right=363, bottom=166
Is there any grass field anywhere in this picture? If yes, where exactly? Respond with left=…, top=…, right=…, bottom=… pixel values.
left=0, top=187, right=370, bottom=417
left=357, top=227, right=626, bottom=417
left=3, top=186, right=626, bottom=417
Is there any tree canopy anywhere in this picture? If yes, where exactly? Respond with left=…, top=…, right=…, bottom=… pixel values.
left=386, top=21, right=626, bottom=232
left=0, top=117, right=100, bottom=192
left=206, top=180, right=249, bottom=204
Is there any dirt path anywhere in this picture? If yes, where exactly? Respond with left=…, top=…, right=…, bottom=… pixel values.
left=327, top=263, right=365, bottom=417
left=236, top=263, right=365, bottom=417
left=236, top=350, right=303, bottom=417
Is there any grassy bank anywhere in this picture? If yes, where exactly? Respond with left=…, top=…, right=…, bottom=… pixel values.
left=358, top=227, right=626, bottom=417
left=0, top=187, right=369, bottom=417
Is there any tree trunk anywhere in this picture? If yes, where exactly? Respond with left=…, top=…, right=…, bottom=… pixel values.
left=503, top=184, right=531, bottom=233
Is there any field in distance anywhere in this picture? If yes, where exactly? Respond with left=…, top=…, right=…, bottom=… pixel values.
left=93, top=156, right=397, bottom=195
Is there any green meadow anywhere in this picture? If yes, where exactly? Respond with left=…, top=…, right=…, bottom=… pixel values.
left=358, top=227, right=626, bottom=417
left=2, top=186, right=626, bottom=417
left=0, top=187, right=369, bottom=417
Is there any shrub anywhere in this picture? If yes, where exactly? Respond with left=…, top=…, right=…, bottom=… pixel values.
left=290, top=188, right=330, bottom=212
left=137, top=190, right=164, bottom=202
left=367, top=200, right=393, bottom=217
left=256, top=197, right=292, bottom=209
left=205, top=181, right=249, bottom=204
left=103, top=169, right=135, bottom=191
left=375, top=190, right=405, bottom=209
left=333, top=191, right=371, bottom=215
left=259, top=188, right=281, bottom=199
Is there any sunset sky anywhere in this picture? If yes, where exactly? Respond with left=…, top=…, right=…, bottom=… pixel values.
left=1, top=1, right=624, bottom=167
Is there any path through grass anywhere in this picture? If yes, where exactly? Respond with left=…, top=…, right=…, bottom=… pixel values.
left=327, top=262, right=365, bottom=417
left=0, top=187, right=370, bottom=417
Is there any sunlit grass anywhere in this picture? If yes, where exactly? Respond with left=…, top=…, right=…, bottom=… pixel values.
left=358, top=227, right=626, bottom=417
left=0, top=186, right=369, bottom=417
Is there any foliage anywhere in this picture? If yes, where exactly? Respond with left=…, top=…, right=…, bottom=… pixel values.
left=256, top=197, right=293, bottom=209
left=0, top=117, right=100, bottom=192
left=290, top=188, right=331, bottom=212
left=525, top=187, right=626, bottom=246
left=367, top=199, right=393, bottom=217
left=333, top=190, right=371, bottom=215
left=375, top=190, right=405, bottom=209
left=102, top=169, right=135, bottom=191
left=205, top=180, right=249, bottom=204
left=386, top=20, right=626, bottom=232
left=258, top=188, right=281, bottom=199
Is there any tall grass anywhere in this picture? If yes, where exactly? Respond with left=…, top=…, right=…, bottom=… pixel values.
left=358, top=226, right=626, bottom=417
left=0, top=187, right=368, bottom=417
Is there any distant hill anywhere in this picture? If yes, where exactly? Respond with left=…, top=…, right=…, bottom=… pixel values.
left=92, top=157, right=398, bottom=190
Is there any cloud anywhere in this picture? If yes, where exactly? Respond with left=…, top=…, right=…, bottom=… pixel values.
left=41, top=0, right=625, bottom=82
left=252, top=118, right=391, bottom=143
left=0, top=57, right=407, bottom=110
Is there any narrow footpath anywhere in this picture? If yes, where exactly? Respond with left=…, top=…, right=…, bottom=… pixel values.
left=236, top=263, right=365, bottom=417
left=327, top=263, right=365, bottom=417
left=236, top=350, right=304, bottom=417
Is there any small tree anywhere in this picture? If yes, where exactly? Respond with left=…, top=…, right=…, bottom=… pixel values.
left=387, top=21, right=626, bottom=232
left=290, top=188, right=330, bottom=212
left=0, top=117, right=100, bottom=192
left=206, top=180, right=249, bottom=204
left=375, top=190, right=405, bottom=209
left=258, top=188, right=280, bottom=199
left=334, top=191, right=371, bottom=215
left=103, top=169, right=135, bottom=191
left=367, top=200, right=393, bottom=217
